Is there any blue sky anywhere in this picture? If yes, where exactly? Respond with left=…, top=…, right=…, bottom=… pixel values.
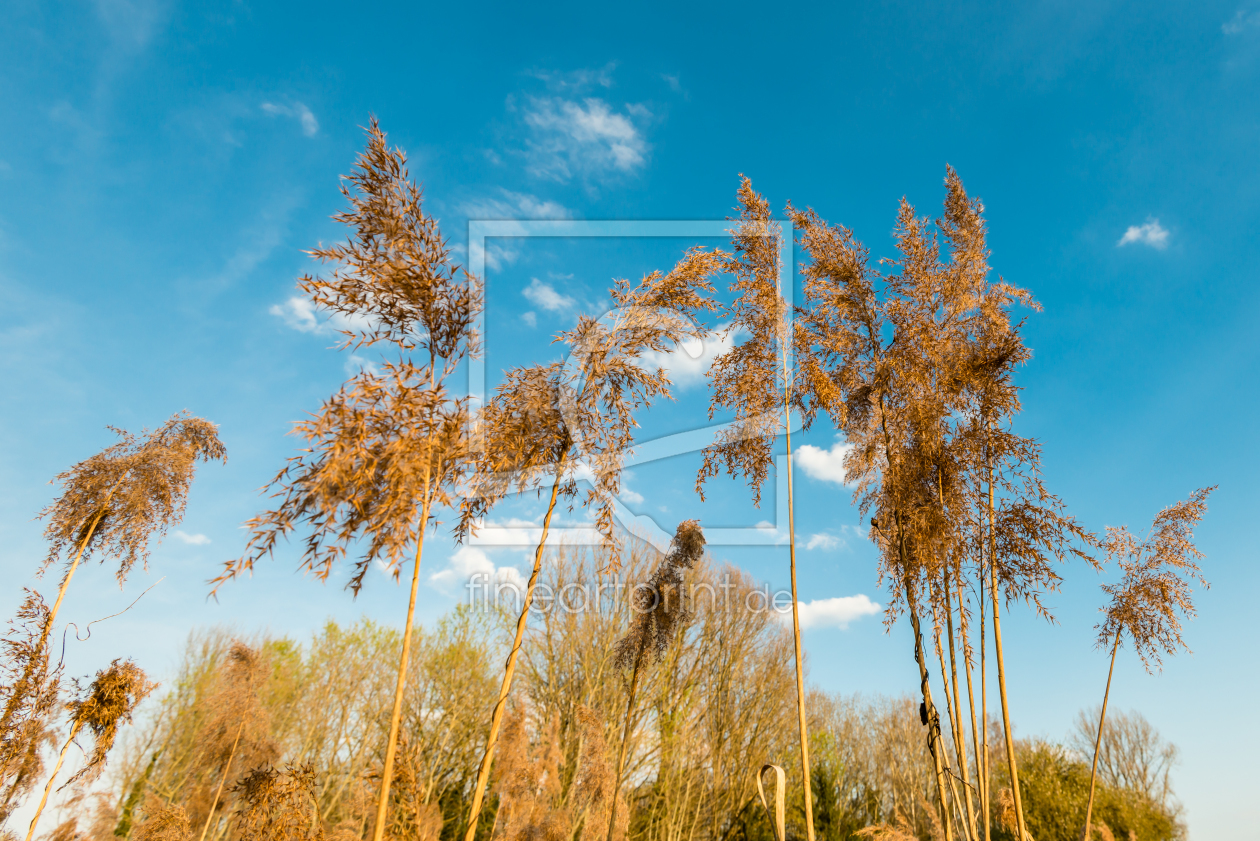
left=2, top=0, right=1259, bottom=837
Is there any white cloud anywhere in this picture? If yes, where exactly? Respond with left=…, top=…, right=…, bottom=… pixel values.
left=174, top=530, right=211, bottom=546
left=345, top=354, right=380, bottom=377
left=469, top=517, right=602, bottom=547
left=786, top=595, right=880, bottom=630
left=523, top=278, right=576, bottom=312
left=461, top=189, right=570, bottom=220
left=261, top=102, right=319, bottom=137
left=804, top=533, right=840, bottom=551
left=271, top=296, right=320, bottom=331
left=639, top=325, right=740, bottom=389
left=1223, top=9, right=1260, bottom=34
left=521, top=311, right=537, bottom=328
left=270, top=296, right=374, bottom=335
left=796, top=437, right=854, bottom=486
left=522, top=97, right=650, bottom=182
left=620, top=488, right=645, bottom=505
left=429, top=546, right=524, bottom=592
left=1117, top=218, right=1169, bottom=249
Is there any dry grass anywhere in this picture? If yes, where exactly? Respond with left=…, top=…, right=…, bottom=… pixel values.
left=132, top=802, right=193, bottom=841
left=0, top=591, right=61, bottom=825
left=232, top=763, right=324, bottom=841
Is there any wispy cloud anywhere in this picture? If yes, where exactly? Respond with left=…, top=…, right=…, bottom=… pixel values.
left=520, top=96, right=651, bottom=182
left=639, top=325, right=741, bottom=389
left=430, top=546, right=524, bottom=592
left=270, top=296, right=373, bottom=335
left=782, top=595, right=880, bottom=630
left=461, top=193, right=571, bottom=273
left=523, top=278, right=576, bottom=312
left=795, top=437, right=854, bottom=486
left=174, top=530, right=211, bottom=546
left=261, top=102, right=319, bottom=137
left=1223, top=8, right=1260, bottom=34
left=1117, top=218, right=1169, bottom=249
left=804, top=532, right=840, bottom=551
left=527, top=64, right=616, bottom=93
left=467, top=517, right=602, bottom=547
left=461, top=189, right=570, bottom=221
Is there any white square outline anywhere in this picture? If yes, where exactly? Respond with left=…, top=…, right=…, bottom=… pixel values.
left=467, top=219, right=798, bottom=552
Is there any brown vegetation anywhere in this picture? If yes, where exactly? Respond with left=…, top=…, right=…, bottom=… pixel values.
left=0, top=130, right=1212, bottom=841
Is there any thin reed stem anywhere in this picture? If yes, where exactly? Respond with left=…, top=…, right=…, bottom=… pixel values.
left=988, top=473, right=1027, bottom=841
left=978, top=476, right=990, bottom=841
left=463, top=471, right=563, bottom=841
left=198, top=718, right=245, bottom=841
left=607, top=646, right=645, bottom=841
left=904, top=575, right=954, bottom=841
left=944, top=573, right=978, bottom=841
left=372, top=478, right=435, bottom=841
left=1083, top=629, right=1122, bottom=841
left=25, top=720, right=82, bottom=841
left=784, top=414, right=815, bottom=841
left=780, top=272, right=814, bottom=841
left=957, top=572, right=984, bottom=841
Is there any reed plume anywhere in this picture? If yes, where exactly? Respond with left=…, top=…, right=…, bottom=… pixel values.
left=697, top=177, right=818, bottom=841
left=232, top=763, right=325, bottom=841
left=572, top=706, right=620, bottom=841
left=1081, top=488, right=1212, bottom=841
left=458, top=249, right=721, bottom=841
left=210, top=117, right=480, bottom=841
left=607, top=520, right=705, bottom=841
left=4, top=414, right=224, bottom=768
left=791, top=168, right=1095, bottom=841
left=25, top=659, right=155, bottom=841
left=194, top=641, right=274, bottom=841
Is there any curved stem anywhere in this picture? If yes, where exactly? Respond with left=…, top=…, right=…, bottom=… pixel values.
left=463, top=472, right=563, bottom=841
left=1083, top=630, right=1122, bottom=841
